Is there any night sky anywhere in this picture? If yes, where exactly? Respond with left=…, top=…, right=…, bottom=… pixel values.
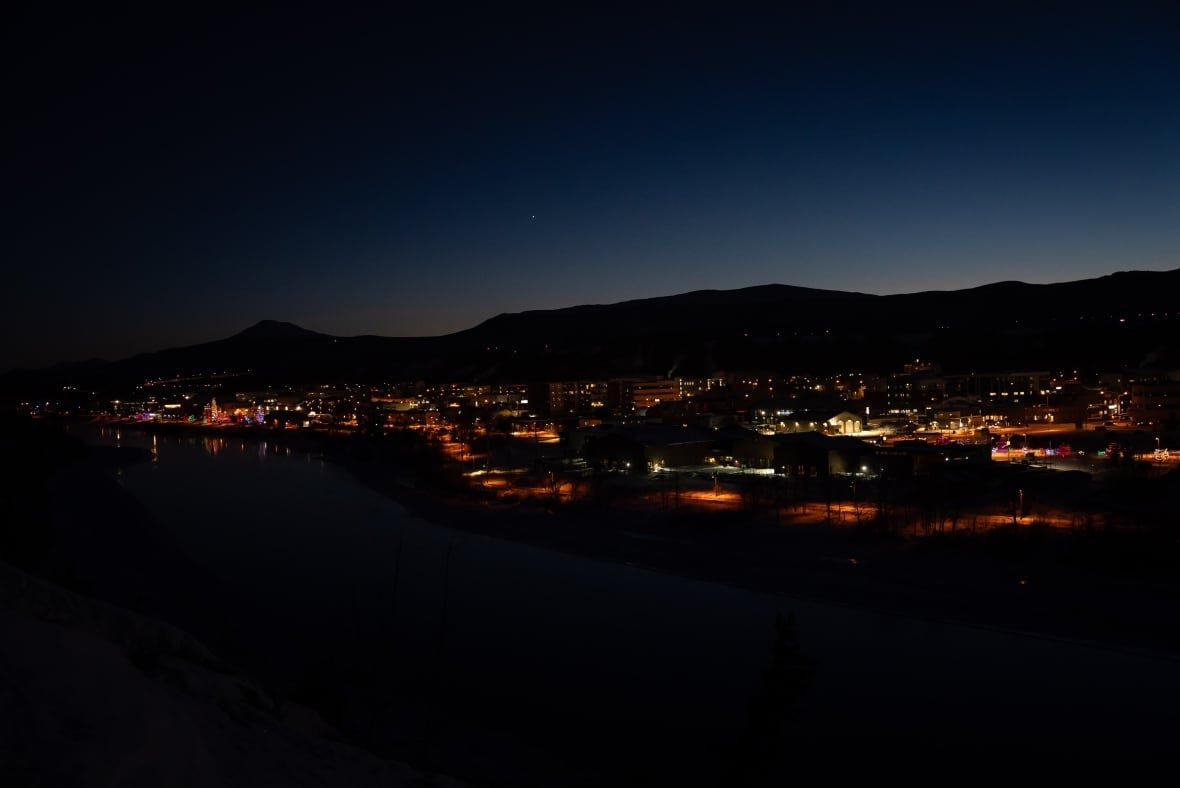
left=5, top=3, right=1180, bottom=370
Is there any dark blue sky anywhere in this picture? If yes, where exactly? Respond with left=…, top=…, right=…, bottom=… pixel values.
left=5, top=3, right=1180, bottom=369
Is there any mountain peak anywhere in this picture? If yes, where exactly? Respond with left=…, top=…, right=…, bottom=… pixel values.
left=233, top=320, right=324, bottom=340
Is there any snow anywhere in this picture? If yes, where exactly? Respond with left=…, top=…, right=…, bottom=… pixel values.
left=0, top=561, right=472, bottom=787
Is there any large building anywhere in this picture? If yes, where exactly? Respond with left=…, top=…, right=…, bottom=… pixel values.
left=577, top=423, right=717, bottom=472
left=771, top=433, right=874, bottom=477
left=774, top=409, right=864, bottom=435
left=887, top=368, right=946, bottom=413
left=943, top=371, right=1052, bottom=405
left=630, top=379, right=682, bottom=411
left=527, top=381, right=608, bottom=415
left=1130, top=382, right=1180, bottom=427
left=871, top=440, right=990, bottom=476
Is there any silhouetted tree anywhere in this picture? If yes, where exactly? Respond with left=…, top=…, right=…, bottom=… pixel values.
left=722, top=612, right=809, bottom=787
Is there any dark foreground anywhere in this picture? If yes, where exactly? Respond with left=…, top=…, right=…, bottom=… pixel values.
left=4, top=417, right=1180, bottom=785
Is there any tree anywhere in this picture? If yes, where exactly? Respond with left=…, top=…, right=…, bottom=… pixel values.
left=724, top=612, right=809, bottom=786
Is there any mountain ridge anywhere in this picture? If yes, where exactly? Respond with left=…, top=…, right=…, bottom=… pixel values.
left=4, top=268, right=1180, bottom=395
left=232, top=320, right=328, bottom=340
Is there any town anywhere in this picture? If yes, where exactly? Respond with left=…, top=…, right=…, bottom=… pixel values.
left=34, top=358, right=1179, bottom=537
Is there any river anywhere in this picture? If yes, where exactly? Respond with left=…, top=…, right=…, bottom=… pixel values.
left=74, top=425, right=1180, bottom=783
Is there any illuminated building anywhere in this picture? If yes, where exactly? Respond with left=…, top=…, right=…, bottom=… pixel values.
left=630, top=379, right=681, bottom=411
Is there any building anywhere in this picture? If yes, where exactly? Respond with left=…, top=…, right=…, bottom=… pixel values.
left=887, top=370, right=946, bottom=413
left=631, top=379, right=682, bottom=411
left=775, top=409, right=864, bottom=434
left=872, top=440, right=991, bottom=476
left=527, top=382, right=608, bottom=415
left=771, top=433, right=874, bottom=477
left=577, top=423, right=717, bottom=472
left=943, top=371, right=1052, bottom=405
left=1130, top=382, right=1180, bottom=427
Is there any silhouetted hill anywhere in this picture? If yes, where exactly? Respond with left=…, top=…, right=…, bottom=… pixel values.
left=456, top=283, right=871, bottom=345
left=4, top=269, right=1180, bottom=397
left=0, top=358, right=111, bottom=395
left=233, top=320, right=327, bottom=340
left=445, top=269, right=1180, bottom=379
